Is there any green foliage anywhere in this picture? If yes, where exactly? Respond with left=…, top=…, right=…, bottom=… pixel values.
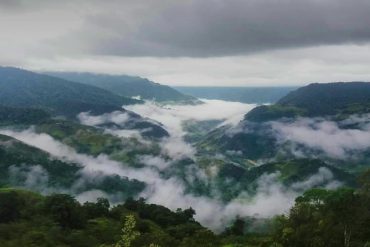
left=273, top=187, right=370, bottom=246
left=115, top=215, right=140, bottom=247
left=44, top=194, right=87, bottom=229
left=0, top=190, right=225, bottom=247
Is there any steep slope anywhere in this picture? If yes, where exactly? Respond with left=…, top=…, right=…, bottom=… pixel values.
left=48, top=72, right=197, bottom=103
left=0, top=67, right=140, bottom=118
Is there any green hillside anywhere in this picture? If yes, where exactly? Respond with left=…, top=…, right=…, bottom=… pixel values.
left=0, top=67, right=141, bottom=118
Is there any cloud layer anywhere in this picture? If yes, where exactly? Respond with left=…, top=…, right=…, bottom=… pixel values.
left=4, top=0, right=370, bottom=57
left=1, top=0, right=370, bottom=86
left=0, top=103, right=345, bottom=231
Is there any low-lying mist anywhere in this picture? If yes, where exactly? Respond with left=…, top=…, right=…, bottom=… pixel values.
left=0, top=99, right=347, bottom=231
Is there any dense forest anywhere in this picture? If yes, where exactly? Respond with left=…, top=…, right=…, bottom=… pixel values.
left=2, top=175, right=370, bottom=247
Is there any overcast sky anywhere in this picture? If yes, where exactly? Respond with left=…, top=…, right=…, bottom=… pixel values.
left=1, top=0, right=370, bottom=86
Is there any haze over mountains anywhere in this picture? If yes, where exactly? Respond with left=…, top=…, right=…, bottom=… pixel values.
left=2, top=1, right=370, bottom=245
left=1, top=65, right=370, bottom=246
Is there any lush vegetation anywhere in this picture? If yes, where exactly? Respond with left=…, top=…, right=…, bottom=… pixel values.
left=2, top=182, right=370, bottom=247
left=48, top=72, right=197, bottom=103
left=0, top=189, right=220, bottom=247
left=273, top=182, right=370, bottom=246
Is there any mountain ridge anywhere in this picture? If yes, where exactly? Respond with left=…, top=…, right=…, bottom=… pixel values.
left=0, top=67, right=141, bottom=118
left=48, top=71, right=197, bottom=103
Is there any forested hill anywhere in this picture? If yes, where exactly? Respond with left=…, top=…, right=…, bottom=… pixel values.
left=0, top=67, right=140, bottom=118
left=245, top=82, right=370, bottom=122
left=48, top=72, right=197, bottom=103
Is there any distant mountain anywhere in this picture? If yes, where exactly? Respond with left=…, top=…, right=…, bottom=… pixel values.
left=246, top=82, right=370, bottom=121
left=0, top=67, right=141, bottom=118
left=48, top=72, right=197, bottom=103
left=175, top=86, right=296, bottom=104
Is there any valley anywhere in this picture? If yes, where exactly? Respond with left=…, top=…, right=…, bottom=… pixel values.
left=0, top=67, right=370, bottom=246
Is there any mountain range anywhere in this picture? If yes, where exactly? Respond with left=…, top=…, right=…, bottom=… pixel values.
left=1, top=67, right=370, bottom=246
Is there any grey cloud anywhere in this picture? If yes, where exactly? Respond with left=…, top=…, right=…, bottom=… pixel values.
left=291, top=167, right=342, bottom=191
left=65, top=0, right=370, bottom=57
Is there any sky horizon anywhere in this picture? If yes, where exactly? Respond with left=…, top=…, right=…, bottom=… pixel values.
left=1, top=0, right=370, bottom=86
